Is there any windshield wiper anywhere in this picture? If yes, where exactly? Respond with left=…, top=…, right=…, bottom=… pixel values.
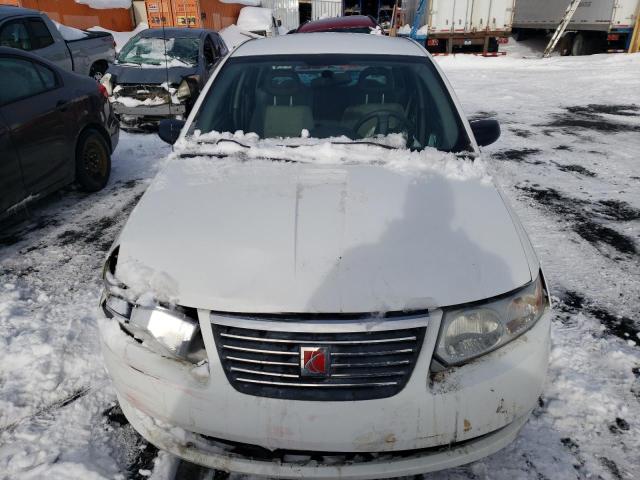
left=330, top=140, right=396, bottom=150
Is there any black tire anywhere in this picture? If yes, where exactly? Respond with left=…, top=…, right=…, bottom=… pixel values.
left=89, top=61, right=107, bottom=81
left=572, top=33, right=589, bottom=56
left=75, top=129, right=111, bottom=192
left=487, top=37, right=499, bottom=53
left=559, top=34, right=574, bottom=56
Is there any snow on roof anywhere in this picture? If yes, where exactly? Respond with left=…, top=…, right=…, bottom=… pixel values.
left=232, top=32, right=427, bottom=57
left=74, top=0, right=132, bottom=9
left=236, top=6, right=274, bottom=32
left=219, top=24, right=261, bottom=50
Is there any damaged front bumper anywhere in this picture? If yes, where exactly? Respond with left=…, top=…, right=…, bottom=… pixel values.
left=119, top=392, right=530, bottom=479
left=112, top=102, right=187, bottom=129
left=100, top=307, right=551, bottom=477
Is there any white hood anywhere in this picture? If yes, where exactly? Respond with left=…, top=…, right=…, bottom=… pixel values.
left=115, top=157, right=532, bottom=313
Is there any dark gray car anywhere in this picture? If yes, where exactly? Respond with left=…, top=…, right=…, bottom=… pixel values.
left=0, top=47, right=119, bottom=218
left=102, top=28, right=228, bottom=130
left=0, top=6, right=116, bottom=80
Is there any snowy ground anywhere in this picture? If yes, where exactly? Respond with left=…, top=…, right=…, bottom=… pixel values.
left=1, top=41, right=639, bottom=480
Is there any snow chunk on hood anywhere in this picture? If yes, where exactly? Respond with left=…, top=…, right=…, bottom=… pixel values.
left=176, top=130, right=489, bottom=183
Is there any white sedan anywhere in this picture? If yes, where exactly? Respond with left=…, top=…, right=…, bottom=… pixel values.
left=99, top=33, right=551, bottom=478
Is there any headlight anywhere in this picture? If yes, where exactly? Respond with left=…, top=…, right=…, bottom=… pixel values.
left=100, top=248, right=206, bottom=364
left=100, top=73, right=113, bottom=96
left=176, top=75, right=200, bottom=101
left=435, top=274, right=548, bottom=366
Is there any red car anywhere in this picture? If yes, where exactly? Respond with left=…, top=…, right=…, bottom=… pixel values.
left=294, top=15, right=380, bottom=34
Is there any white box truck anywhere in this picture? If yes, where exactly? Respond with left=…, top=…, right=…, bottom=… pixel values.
left=401, top=0, right=516, bottom=55
left=512, top=0, right=639, bottom=55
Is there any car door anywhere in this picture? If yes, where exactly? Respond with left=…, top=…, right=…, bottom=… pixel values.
left=0, top=114, right=25, bottom=213
left=0, top=55, right=74, bottom=197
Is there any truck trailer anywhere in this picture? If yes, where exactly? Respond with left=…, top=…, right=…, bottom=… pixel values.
left=400, top=0, right=516, bottom=55
left=512, top=0, right=639, bottom=55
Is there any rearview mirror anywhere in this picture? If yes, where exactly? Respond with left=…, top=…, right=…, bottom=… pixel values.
left=158, top=119, right=186, bottom=145
left=469, top=119, right=501, bottom=147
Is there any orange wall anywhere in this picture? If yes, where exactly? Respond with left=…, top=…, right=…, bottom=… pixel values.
left=0, top=0, right=134, bottom=31
left=144, top=0, right=241, bottom=30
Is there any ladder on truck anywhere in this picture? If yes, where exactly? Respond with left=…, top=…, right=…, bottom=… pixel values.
left=629, top=1, right=640, bottom=53
left=543, top=0, right=582, bottom=57
left=410, top=0, right=430, bottom=40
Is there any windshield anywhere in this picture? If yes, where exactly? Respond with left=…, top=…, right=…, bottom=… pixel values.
left=191, top=54, right=471, bottom=152
left=118, top=36, right=199, bottom=67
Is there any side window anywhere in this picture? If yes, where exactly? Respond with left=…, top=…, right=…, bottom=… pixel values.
left=27, top=18, right=55, bottom=50
left=215, top=35, right=228, bottom=57
left=203, top=37, right=215, bottom=66
left=0, top=20, right=32, bottom=51
left=34, top=62, right=57, bottom=89
left=0, top=57, right=56, bottom=105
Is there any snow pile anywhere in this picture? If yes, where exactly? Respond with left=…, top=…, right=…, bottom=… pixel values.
left=237, top=6, right=274, bottom=33
left=398, top=24, right=411, bottom=34
left=219, top=24, right=261, bottom=49
left=176, top=130, right=489, bottom=182
left=75, top=0, right=132, bottom=9
left=53, top=21, right=88, bottom=41
left=89, top=22, right=148, bottom=52
left=219, top=0, right=261, bottom=5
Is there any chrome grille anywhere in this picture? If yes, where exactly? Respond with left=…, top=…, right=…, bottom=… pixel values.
left=212, top=322, right=426, bottom=401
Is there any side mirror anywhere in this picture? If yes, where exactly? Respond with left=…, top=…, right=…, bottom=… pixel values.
left=469, top=119, right=501, bottom=147
left=158, top=118, right=186, bottom=145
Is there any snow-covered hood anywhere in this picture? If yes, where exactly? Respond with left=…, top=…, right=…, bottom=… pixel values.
left=115, top=141, right=532, bottom=313
left=108, top=63, right=198, bottom=85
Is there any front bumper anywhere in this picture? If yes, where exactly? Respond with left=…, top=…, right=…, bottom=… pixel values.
left=100, top=309, right=551, bottom=476
left=119, top=392, right=530, bottom=479
left=112, top=103, right=186, bottom=117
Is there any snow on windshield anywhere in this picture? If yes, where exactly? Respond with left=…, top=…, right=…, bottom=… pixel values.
left=174, top=130, right=488, bottom=183
left=118, top=36, right=198, bottom=67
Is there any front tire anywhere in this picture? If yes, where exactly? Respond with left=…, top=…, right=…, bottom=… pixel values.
left=89, top=61, right=107, bottom=81
left=75, top=129, right=111, bottom=192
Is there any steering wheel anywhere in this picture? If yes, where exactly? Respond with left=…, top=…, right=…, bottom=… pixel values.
left=353, top=110, right=414, bottom=139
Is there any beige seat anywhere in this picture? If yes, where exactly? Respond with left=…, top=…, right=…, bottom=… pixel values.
left=342, top=67, right=404, bottom=134
left=252, top=71, right=314, bottom=138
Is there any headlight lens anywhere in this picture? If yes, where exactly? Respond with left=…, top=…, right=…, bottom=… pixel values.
left=100, top=73, right=113, bottom=96
left=176, top=79, right=192, bottom=100
left=100, top=249, right=206, bottom=364
left=435, top=275, right=548, bottom=366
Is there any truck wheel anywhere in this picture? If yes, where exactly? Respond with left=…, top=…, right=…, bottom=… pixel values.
left=572, top=33, right=589, bottom=56
left=90, top=62, right=107, bottom=81
left=75, top=129, right=111, bottom=192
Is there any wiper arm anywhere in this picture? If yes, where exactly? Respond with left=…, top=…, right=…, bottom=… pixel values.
left=179, top=150, right=298, bottom=163
left=330, top=141, right=396, bottom=150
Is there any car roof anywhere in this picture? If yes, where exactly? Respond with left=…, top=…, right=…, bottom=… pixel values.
left=0, top=5, right=41, bottom=18
left=139, top=27, right=212, bottom=38
left=232, top=32, right=426, bottom=57
left=297, top=15, right=377, bottom=33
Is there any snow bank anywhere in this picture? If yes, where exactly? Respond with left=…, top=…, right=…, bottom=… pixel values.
left=220, top=0, right=261, bottom=5
left=219, top=24, right=260, bottom=50
left=74, top=0, right=132, bottom=9
left=89, top=22, right=148, bottom=52
left=176, top=130, right=489, bottom=182
left=53, top=21, right=88, bottom=41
